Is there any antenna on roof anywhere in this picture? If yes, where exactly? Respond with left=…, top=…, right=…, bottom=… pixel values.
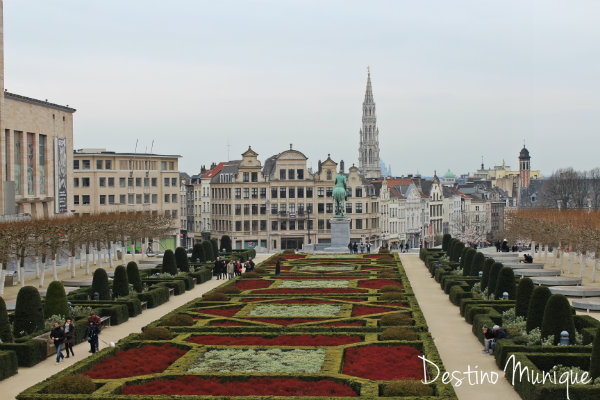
left=226, top=139, right=231, bottom=160
left=150, top=140, right=154, bottom=154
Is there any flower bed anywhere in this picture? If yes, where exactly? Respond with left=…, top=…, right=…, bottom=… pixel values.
left=84, top=344, right=186, bottom=379
left=188, top=334, right=362, bottom=346
left=297, top=266, right=356, bottom=272
left=352, top=305, right=396, bottom=317
left=318, top=321, right=365, bottom=327
left=246, top=318, right=328, bottom=326
left=342, top=345, right=423, bottom=380
left=256, top=288, right=367, bottom=294
left=279, top=280, right=350, bottom=288
left=274, top=276, right=360, bottom=280
left=358, top=279, right=402, bottom=289
left=248, top=304, right=342, bottom=317
left=209, top=321, right=246, bottom=326
left=234, top=280, right=273, bottom=290
left=196, top=307, right=242, bottom=317
left=122, top=376, right=359, bottom=397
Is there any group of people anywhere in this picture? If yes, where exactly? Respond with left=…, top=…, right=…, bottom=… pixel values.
left=348, top=242, right=371, bottom=254
left=482, top=325, right=506, bottom=354
left=49, top=311, right=102, bottom=364
left=213, top=256, right=255, bottom=280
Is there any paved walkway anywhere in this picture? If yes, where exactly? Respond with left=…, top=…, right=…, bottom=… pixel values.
left=0, top=254, right=273, bottom=400
left=400, top=254, right=520, bottom=400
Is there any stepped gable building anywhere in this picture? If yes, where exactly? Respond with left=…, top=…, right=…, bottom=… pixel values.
left=209, top=145, right=380, bottom=251
left=358, top=68, right=382, bottom=179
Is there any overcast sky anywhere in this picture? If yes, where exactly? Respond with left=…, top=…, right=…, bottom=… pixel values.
left=4, top=1, right=599, bottom=176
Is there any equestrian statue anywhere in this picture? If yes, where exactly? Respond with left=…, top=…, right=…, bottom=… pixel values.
left=332, top=171, right=348, bottom=217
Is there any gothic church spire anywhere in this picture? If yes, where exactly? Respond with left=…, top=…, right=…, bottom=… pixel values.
left=358, top=67, right=381, bottom=179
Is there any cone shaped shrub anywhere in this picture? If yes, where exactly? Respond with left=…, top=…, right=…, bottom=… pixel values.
left=127, top=261, right=143, bottom=293
left=515, top=278, right=534, bottom=317
left=0, top=296, right=13, bottom=343
left=113, top=265, right=129, bottom=298
left=175, top=247, right=189, bottom=272
left=481, top=258, right=494, bottom=290
left=220, top=235, right=232, bottom=253
left=43, top=281, right=69, bottom=318
left=448, top=239, right=458, bottom=260
left=162, top=249, right=177, bottom=275
left=470, top=252, right=485, bottom=278
left=13, top=286, right=44, bottom=337
left=191, top=243, right=205, bottom=262
left=451, top=241, right=464, bottom=262
left=541, top=294, right=575, bottom=345
left=526, top=286, right=552, bottom=332
left=462, top=248, right=476, bottom=276
left=92, top=268, right=111, bottom=300
left=210, top=239, right=218, bottom=259
left=202, top=241, right=214, bottom=261
left=487, top=262, right=504, bottom=296
left=442, top=234, right=451, bottom=252
left=494, top=267, right=516, bottom=300
left=590, top=326, right=600, bottom=379
left=459, top=247, right=469, bottom=269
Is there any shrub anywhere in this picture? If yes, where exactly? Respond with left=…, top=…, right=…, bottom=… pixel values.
left=127, top=261, right=143, bottom=293
left=447, top=238, right=457, bottom=260
left=541, top=294, right=575, bottom=345
left=380, top=292, right=404, bottom=302
left=515, top=278, right=534, bottom=317
left=13, top=286, right=44, bottom=337
left=220, top=235, right=232, bottom=252
left=380, top=312, right=411, bottom=326
left=219, top=286, right=241, bottom=294
left=43, top=281, right=70, bottom=320
left=112, top=265, right=129, bottom=298
left=191, top=243, right=205, bottom=262
left=591, top=326, right=600, bottom=379
left=162, top=250, right=178, bottom=275
left=383, top=380, right=434, bottom=397
left=442, top=234, right=452, bottom=252
left=91, top=268, right=111, bottom=300
left=470, top=252, right=485, bottom=277
left=486, top=262, right=504, bottom=296
left=210, top=239, right=219, bottom=260
left=140, top=327, right=172, bottom=340
left=161, top=314, right=194, bottom=326
left=0, top=297, right=13, bottom=343
left=494, top=267, right=516, bottom=300
left=175, top=247, right=190, bottom=272
left=380, top=327, right=419, bottom=341
left=0, top=350, right=18, bottom=380
left=378, top=272, right=397, bottom=279
left=137, top=285, right=170, bottom=308
left=46, top=374, right=95, bottom=394
left=242, top=272, right=260, bottom=279
left=202, top=241, right=214, bottom=261
left=254, top=267, right=266, bottom=274
left=380, top=285, right=402, bottom=292
left=202, top=292, right=229, bottom=301
left=526, top=286, right=552, bottom=332
left=481, top=258, right=494, bottom=290
left=451, top=241, right=464, bottom=262
left=378, top=248, right=390, bottom=254
left=462, top=248, right=476, bottom=276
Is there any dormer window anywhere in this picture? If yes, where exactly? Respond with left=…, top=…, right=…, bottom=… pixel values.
left=327, top=170, right=332, bottom=180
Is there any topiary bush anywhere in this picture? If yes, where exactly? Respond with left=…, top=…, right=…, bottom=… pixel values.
left=210, top=239, right=219, bottom=260
left=470, top=252, right=485, bottom=277
left=162, top=249, right=178, bottom=275
left=541, top=294, right=575, bottom=345
left=43, top=281, right=70, bottom=320
left=242, top=272, right=259, bottom=279
left=451, top=241, right=464, bottom=262
left=383, top=380, right=434, bottom=397
left=202, top=241, right=214, bottom=261
left=127, top=261, right=143, bottom=293
left=191, top=243, right=205, bottom=262
left=447, top=239, right=457, bottom=260
left=379, top=285, right=402, bottom=292
left=161, top=314, right=194, bottom=326
left=0, top=296, right=14, bottom=343
left=487, top=262, right=504, bottom=296
left=13, top=286, right=44, bottom=337
left=218, top=286, right=241, bottom=294
left=494, top=267, right=516, bottom=300
left=220, top=235, right=232, bottom=252
left=113, top=265, right=129, bottom=298
left=526, top=286, right=552, bottom=333
left=380, top=312, right=411, bottom=326
left=462, top=248, right=476, bottom=276
left=46, top=374, right=95, bottom=394
left=202, top=292, right=229, bottom=301
left=140, top=327, right=172, bottom=340
left=591, top=326, right=600, bottom=379
left=515, top=277, right=534, bottom=317
left=481, top=258, right=495, bottom=290
left=442, top=234, right=452, bottom=252
left=92, top=268, right=111, bottom=300
left=174, top=247, right=189, bottom=272
left=380, top=327, right=419, bottom=341
left=379, top=292, right=404, bottom=302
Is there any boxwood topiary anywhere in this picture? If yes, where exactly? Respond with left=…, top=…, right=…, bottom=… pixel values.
left=442, top=234, right=452, bottom=252
left=515, top=277, right=534, bottom=317
left=162, top=249, right=177, bottom=275
left=0, top=297, right=14, bottom=343
left=161, top=314, right=194, bottom=326
left=451, top=241, right=464, bottom=262
left=470, top=252, right=485, bottom=278
left=591, top=326, right=600, bottom=379
left=113, top=265, right=129, bottom=298
left=462, top=248, right=476, bottom=276
left=46, top=374, right=95, bottom=394
left=127, top=261, right=143, bottom=293
left=486, top=262, right=504, bottom=296
left=92, top=268, right=111, bottom=300
left=220, top=235, right=232, bottom=252
left=175, top=247, right=189, bottom=272
left=380, top=312, right=411, bottom=326
left=380, top=327, right=419, bottom=341
left=202, top=292, right=229, bottom=301
left=541, top=294, right=575, bottom=345
left=526, top=285, right=552, bottom=333
left=13, top=286, right=44, bottom=337
left=210, top=239, right=219, bottom=260
left=43, top=281, right=70, bottom=319
left=481, top=258, right=494, bottom=290
left=191, top=243, right=205, bottom=262
left=383, top=380, right=434, bottom=396
left=494, top=267, right=516, bottom=300
left=202, top=241, right=214, bottom=261
left=379, top=292, right=404, bottom=302
left=140, top=327, right=172, bottom=340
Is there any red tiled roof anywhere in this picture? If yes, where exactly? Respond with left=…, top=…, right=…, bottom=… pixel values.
left=201, top=162, right=226, bottom=179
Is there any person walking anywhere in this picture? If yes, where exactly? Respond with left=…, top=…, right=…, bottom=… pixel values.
left=353, top=242, right=358, bottom=254
left=275, top=259, right=281, bottom=276
left=63, top=318, right=75, bottom=358
left=85, top=320, right=100, bottom=354
left=87, top=311, right=101, bottom=352
left=367, top=243, right=371, bottom=253
left=50, top=322, right=65, bottom=364
left=360, top=242, right=365, bottom=254
left=214, top=257, right=222, bottom=280
left=227, top=260, right=235, bottom=280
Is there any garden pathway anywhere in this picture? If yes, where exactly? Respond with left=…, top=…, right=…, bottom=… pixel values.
left=399, top=254, right=520, bottom=400
left=0, top=253, right=273, bottom=400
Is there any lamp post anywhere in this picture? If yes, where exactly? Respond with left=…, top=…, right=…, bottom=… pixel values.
left=266, top=200, right=271, bottom=252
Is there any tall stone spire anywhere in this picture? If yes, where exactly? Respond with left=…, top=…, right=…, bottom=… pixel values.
left=358, top=67, right=381, bottom=179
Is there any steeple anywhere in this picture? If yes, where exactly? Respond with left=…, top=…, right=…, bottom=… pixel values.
left=358, top=67, right=382, bottom=179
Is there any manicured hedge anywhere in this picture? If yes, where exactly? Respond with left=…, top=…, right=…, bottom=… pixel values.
left=43, top=281, right=70, bottom=318
left=13, top=286, right=44, bottom=337
left=515, top=277, right=534, bottom=317
left=0, top=338, right=47, bottom=367
left=127, top=262, right=143, bottom=293
left=137, top=286, right=170, bottom=308
left=0, top=350, right=18, bottom=380
left=91, top=268, right=111, bottom=301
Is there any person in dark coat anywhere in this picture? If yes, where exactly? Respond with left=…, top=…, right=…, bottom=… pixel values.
left=215, top=257, right=223, bottom=279
left=353, top=242, right=358, bottom=254
left=50, top=322, right=65, bottom=363
left=85, top=320, right=100, bottom=354
left=482, top=326, right=495, bottom=354
left=63, top=318, right=75, bottom=358
left=275, top=260, right=281, bottom=276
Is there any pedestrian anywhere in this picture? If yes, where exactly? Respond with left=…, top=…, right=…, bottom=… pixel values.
left=63, top=317, right=75, bottom=358
left=360, top=242, right=365, bottom=253
left=490, top=325, right=506, bottom=354
left=348, top=242, right=352, bottom=253
left=367, top=242, right=371, bottom=253
left=214, top=257, right=222, bottom=280
left=227, top=260, right=234, bottom=280
left=353, top=242, right=358, bottom=254
left=248, top=257, right=255, bottom=271
left=235, top=259, right=242, bottom=276
left=482, top=326, right=494, bottom=354
left=50, top=321, right=65, bottom=364
left=275, top=259, right=281, bottom=276
left=87, top=312, right=101, bottom=351
left=85, top=320, right=100, bottom=354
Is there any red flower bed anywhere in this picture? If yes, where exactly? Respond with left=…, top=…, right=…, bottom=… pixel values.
left=361, top=266, right=384, bottom=270
left=358, top=279, right=402, bottom=289
left=188, top=334, right=361, bottom=346
left=84, top=344, right=186, bottom=379
left=246, top=318, right=327, bottom=326
left=234, top=280, right=272, bottom=290
left=342, top=345, right=423, bottom=380
left=352, top=305, right=395, bottom=317
left=283, top=254, right=307, bottom=259
left=196, top=307, right=241, bottom=317
left=256, top=288, right=367, bottom=294
left=122, top=376, right=358, bottom=397
left=365, top=254, right=393, bottom=259
left=319, top=321, right=365, bottom=327
left=273, top=276, right=360, bottom=280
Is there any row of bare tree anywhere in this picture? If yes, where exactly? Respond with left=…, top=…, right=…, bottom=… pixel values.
left=540, top=168, right=600, bottom=209
left=504, top=208, right=600, bottom=281
left=0, top=213, right=174, bottom=295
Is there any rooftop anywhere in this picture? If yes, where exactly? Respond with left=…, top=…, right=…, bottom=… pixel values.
left=4, top=91, right=76, bottom=113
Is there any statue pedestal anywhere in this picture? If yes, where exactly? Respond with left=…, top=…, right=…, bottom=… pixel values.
left=323, top=218, right=350, bottom=253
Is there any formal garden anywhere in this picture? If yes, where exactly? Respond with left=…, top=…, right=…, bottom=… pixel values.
left=16, top=252, right=456, bottom=399
left=420, top=234, right=600, bottom=400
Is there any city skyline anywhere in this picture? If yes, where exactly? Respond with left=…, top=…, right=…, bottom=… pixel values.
left=4, top=1, right=599, bottom=175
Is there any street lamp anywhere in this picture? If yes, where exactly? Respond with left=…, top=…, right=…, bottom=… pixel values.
left=266, top=200, right=271, bottom=252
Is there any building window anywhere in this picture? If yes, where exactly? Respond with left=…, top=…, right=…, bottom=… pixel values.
left=288, top=169, right=295, bottom=179
left=298, top=219, right=304, bottom=230
left=297, top=169, right=304, bottom=179
left=172, top=194, right=177, bottom=202
left=235, top=188, right=241, bottom=199
left=38, top=134, right=47, bottom=195
left=96, top=160, right=103, bottom=169
left=326, top=187, right=332, bottom=197
left=280, top=169, right=286, bottom=180
left=235, top=204, right=241, bottom=215
left=307, top=219, right=313, bottom=230
left=280, top=203, right=287, bottom=213
left=318, top=203, right=324, bottom=213
left=164, top=178, right=169, bottom=187
left=260, top=188, right=266, bottom=199
left=136, top=194, right=142, bottom=204
left=171, top=177, right=177, bottom=186
left=243, top=172, right=249, bottom=182
left=73, top=160, right=79, bottom=170
left=152, top=194, right=157, bottom=203
left=82, top=160, right=90, bottom=170
left=244, top=204, right=250, bottom=215
left=252, top=188, right=258, bottom=199
left=144, top=177, right=149, bottom=187
left=289, top=220, right=296, bottom=230
left=151, top=177, right=157, bottom=187
left=356, top=203, right=363, bottom=213
left=326, top=171, right=332, bottom=180
left=271, top=187, right=278, bottom=198
left=108, top=177, right=114, bottom=187
left=355, top=187, right=362, bottom=197
left=99, top=177, right=106, bottom=187
left=128, top=194, right=134, bottom=204
left=280, top=220, right=287, bottom=230
left=244, top=221, right=250, bottom=231
left=236, top=221, right=242, bottom=231
left=82, top=195, right=90, bottom=205
left=135, top=177, right=141, bottom=187
left=318, top=219, right=324, bottom=230
left=143, top=194, right=149, bottom=204
left=120, top=194, right=126, bottom=204
left=271, top=204, right=278, bottom=214
left=346, top=203, right=352, bottom=214
left=120, top=177, right=126, bottom=187
left=260, top=204, right=266, bottom=214
left=289, top=187, right=295, bottom=198
left=161, top=161, right=167, bottom=170
left=297, top=187, right=304, bottom=198
left=74, top=195, right=79, bottom=205
left=356, top=219, right=363, bottom=229
left=172, top=210, right=177, bottom=218
left=164, top=194, right=170, bottom=203
left=326, top=203, right=333, bottom=213
left=251, top=172, right=258, bottom=182
left=73, top=178, right=79, bottom=188
left=260, top=220, right=266, bottom=231
left=99, top=195, right=106, bottom=205
left=271, top=221, right=278, bottom=231
left=252, top=204, right=258, bottom=215
left=317, top=187, right=324, bottom=197
left=306, top=187, right=313, bottom=198
left=105, top=160, right=112, bottom=169
left=280, top=187, right=286, bottom=198
left=82, top=177, right=90, bottom=187
left=243, top=188, right=249, bottom=199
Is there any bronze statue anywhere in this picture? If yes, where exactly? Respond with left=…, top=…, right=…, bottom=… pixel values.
left=332, top=171, right=347, bottom=217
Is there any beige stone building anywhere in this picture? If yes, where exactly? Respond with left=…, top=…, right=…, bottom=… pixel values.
left=210, top=146, right=380, bottom=251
